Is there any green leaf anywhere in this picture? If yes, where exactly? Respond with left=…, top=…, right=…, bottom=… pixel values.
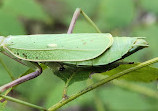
left=0, top=60, right=11, bottom=85
left=44, top=80, right=65, bottom=108
left=0, top=10, right=25, bottom=36
left=48, top=62, right=121, bottom=87
left=0, top=54, right=28, bottom=79
left=102, top=63, right=158, bottom=82
left=50, top=64, right=91, bottom=87
left=96, top=0, right=135, bottom=30
left=27, top=69, right=57, bottom=103
left=141, top=0, right=158, bottom=15
left=1, top=0, right=51, bottom=23
left=14, top=68, right=58, bottom=104
left=62, top=81, right=95, bottom=109
left=0, top=101, right=23, bottom=111
left=98, top=86, right=158, bottom=110
left=0, top=101, right=7, bottom=111
left=45, top=81, right=94, bottom=109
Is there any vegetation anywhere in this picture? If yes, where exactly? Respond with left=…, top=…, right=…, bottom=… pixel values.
left=0, top=0, right=158, bottom=111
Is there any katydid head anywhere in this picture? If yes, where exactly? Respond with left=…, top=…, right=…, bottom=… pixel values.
left=131, top=38, right=149, bottom=51
left=123, top=38, right=149, bottom=59
left=134, top=38, right=149, bottom=46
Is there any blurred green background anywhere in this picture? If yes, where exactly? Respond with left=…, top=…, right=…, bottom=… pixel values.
left=0, top=0, right=158, bottom=111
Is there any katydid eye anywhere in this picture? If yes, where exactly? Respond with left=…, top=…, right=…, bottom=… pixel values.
left=59, top=67, right=65, bottom=71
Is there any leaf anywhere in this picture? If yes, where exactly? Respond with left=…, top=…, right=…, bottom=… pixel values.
left=102, top=63, right=158, bottom=82
left=48, top=62, right=121, bottom=87
left=0, top=54, right=28, bottom=78
left=96, top=0, right=135, bottom=30
left=27, top=69, right=58, bottom=103
left=48, top=63, right=89, bottom=86
left=0, top=101, right=20, bottom=111
left=45, top=80, right=94, bottom=109
left=0, top=10, right=25, bottom=36
left=98, top=86, right=158, bottom=110
left=44, top=80, right=65, bottom=108
left=63, top=81, right=95, bottom=109
left=0, top=101, right=7, bottom=111
left=1, top=0, right=51, bottom=23
left=0, top=61, right=11, bottom=85
left=15, top=68, right=57, bottom=104
left=49, top=64, right=91, bottom=87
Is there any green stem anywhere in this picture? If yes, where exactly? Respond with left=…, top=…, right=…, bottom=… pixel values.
left=0, top=57, right=15, bottom=80
left=62, top=86, right=67, bottom=99
left=48, top=57, right=158, bottom=111
left=0, top=88, right=12, bottom=102
left=0, top=94, right=47, bottom=111
left=112, top=80, right=158, bottom=99
left=80, top=9, right=101, bottom=33
left=62, top=73, right=75, bottom=99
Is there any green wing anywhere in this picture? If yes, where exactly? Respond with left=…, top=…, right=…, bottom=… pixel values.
left=65, top=37, right=148, bottom=66
left=3, top=33, right=113, bottom=62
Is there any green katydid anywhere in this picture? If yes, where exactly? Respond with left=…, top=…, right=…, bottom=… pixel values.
left=0, top=8, right=148, bottom=94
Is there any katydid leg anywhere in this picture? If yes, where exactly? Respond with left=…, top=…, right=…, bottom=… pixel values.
left=67, top=8, right=101, bottom=34
left=67, top=8, right=81, bottom=34
left=0, top=52, right=43, bottom=93
left=0, top=67, right=42, bottom=93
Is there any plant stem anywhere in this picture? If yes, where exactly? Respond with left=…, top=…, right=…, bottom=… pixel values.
left=0, top=88, right=12, bottom=103
left=62, top=73, right=75, bottom=99
left=62, top=86, right=68, bottom=99
left=48, top=57, right=158, bottom=111
left=0, top=94, right=47, bottom=111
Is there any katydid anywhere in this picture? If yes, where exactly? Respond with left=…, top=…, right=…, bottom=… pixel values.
left=0, top=8, right=148, bottom=94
